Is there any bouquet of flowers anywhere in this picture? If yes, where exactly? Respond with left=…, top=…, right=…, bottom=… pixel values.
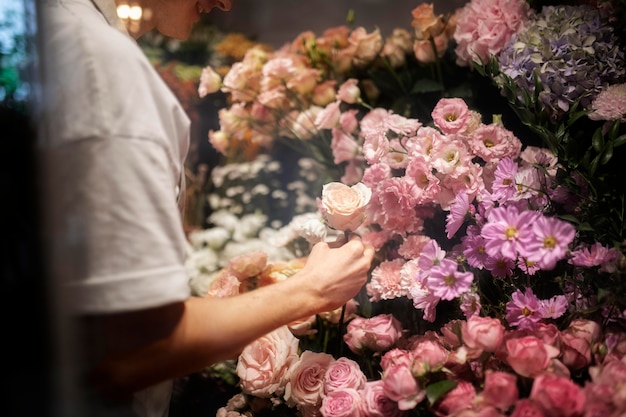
left=194, top=1, right=626, bottom=416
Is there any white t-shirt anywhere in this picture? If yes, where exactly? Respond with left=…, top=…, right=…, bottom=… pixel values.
left=39, top=0, right=192, bottom=415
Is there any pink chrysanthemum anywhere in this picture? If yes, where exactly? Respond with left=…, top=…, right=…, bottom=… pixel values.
left=366, top=259, right=407, bottom=301
left=505, top=288, right=543, bottom=330
left=588, top=83, right=626, bottom=122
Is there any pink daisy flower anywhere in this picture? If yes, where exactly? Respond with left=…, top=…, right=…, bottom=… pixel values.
left=462, top=232, right=488, bottom=269
left=505, top=287, right=543, bottom=330
left=427, top=258, right=474, bottom=300
left=480, top=205, right=539, bottom=261
left=484, top=255, right=515, bottom=279
left=522, top=216, right=576, bottom=270
left=490, top=157, right=518, bottom=203
left=540, top=295, right=568, bottom=320
left=446, top=190, right=474, bottom=239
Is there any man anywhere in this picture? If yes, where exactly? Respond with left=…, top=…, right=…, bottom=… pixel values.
left=38, top=0, right=374, bottom=416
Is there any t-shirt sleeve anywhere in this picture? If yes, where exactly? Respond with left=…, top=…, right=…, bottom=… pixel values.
left=43, top=135, right=191, bottom=314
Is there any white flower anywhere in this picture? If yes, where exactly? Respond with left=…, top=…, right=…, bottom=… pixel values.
left=298, top=217, right=327, bottom=244
left=188, top=227, right=231, bottom=250
left=209, top=210, right=240, bottom=232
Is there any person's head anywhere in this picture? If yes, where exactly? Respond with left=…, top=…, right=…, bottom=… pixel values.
left=120, top=0, right=232, bottom=39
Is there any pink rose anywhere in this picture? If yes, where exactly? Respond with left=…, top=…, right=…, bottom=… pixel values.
left=323, top=357, right=367, bottom=394
left=227, top=250, right=268, bottom=280
left=349, top=27, right=384, bottom=66
left=380, top=348, right=414, bottom=372
left=337, top=78, right=361, bottom=104
left=382, top=363, right=425, bottom=410
left=561, top=319, right=602, bottom=371
left=319, top=389, right=364, bottom=417
left=510, top=399, right=546, bottom=417
left=503, top=336, right=559, bottom=378
left=410, top=339, right=449, bottom=377
left=411, top=3, right=445, bottom=40
left=530, top=373, right=586, bottom=417
left=462, top=315, right=505, bottom=353
left=285, top=351, right=334, bottom=408
left=361, top=380, right=403, bottom=417
left=236, top=326, right=300, bottom=397
left=344, top=314, right=403, bottom=354
left=480, top=371, right=519, bottom=411
left=205, top=269, right=241, bottom=298
left=321, top=182, right=372, bottom=232
left=434, top=380, right=476, bottom=416
left=198, top=66, right=222, bottom=97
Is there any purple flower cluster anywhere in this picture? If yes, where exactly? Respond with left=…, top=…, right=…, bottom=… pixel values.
left=497, top=5, right=625, bottom=120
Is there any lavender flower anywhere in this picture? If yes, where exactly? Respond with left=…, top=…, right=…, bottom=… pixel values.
left=497, top=5, right=625, bottom=121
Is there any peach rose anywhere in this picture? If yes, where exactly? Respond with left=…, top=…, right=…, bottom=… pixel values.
left=480, top=371, right=519, bottom=412
left=411, top=3, right=445, bottom=40
left=320, top=182, right=371, bottom=232
left=323, top=357, right=367, bottom=393
left=236, top=326, right=300, bottom=398
left=227, top=250, right=268, bottom=281
left=198, top=66, right=222, bottom=97
left=349, top=27, right=384, bottom=67
left=285, top=351, right=334, bottom=408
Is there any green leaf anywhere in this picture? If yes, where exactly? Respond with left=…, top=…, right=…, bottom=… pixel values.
left=426, top=380, right=458, bottom=405
left=614, top=134, right=626, bottom=148
left=592, top=129, right=604, bottom=152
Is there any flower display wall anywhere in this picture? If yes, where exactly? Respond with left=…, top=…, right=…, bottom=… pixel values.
left=185, top=1, right=626, bottom=416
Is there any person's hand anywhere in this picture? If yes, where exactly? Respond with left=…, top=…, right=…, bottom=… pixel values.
left=297, top=233, right=375, bottom=313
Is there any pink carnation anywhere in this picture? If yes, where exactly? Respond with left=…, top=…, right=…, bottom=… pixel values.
left=588, top=83, right=626, bottom=121
left=453, top=0, right=531, bottom=67
left=367, top=258, right=407, bottom=301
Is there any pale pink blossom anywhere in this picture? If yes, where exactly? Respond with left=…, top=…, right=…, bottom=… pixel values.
left=236, top=326, right=300, bottom=398
left=367, top=258, right=407, bottom=301
left=315, top=101, right=342, bottom=129
left=205, top=269, right=241, bottom=298
left=323, top=357, right=366, bottom=394
left=462, top=315, right=505, bottom=353
left=361, top=380, right=403, bottom=417
left=453, top=0, right=531, bottom=67
left=331, top=128, right=359, bottom=164
left=480, top=371, right=519, bottom=412
left=434, top=380, right=476, bottom=416
left=530, top=373, right=586, bottom=417
left=320, top=182, right=371, bottom=232
left=503, top=335, right=559, bottom=378
left=337, top=78, right=361, bottom=104
left=285, top=351, right=334, bottom=408
left=413, top=33, right=449, bottom=64
left=382, top=363, right=425, bottom=410
left=410, top=339, right=449, bottom=377
left=432, top=98, right=472, bottom=134
left=588, top=83, right=626, bottom=121
left=467, top=123, right=522, bottom=163
left=344, top=314, right=403, bottom=354
left=349, top=27, right=384, bottom=67
left=198, top=66, right=222, bottom=97
left=320, top=389, right=364, bottom=417
left=312, top=80, right=338, bottom=106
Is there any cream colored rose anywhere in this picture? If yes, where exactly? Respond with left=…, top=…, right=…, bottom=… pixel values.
left=236, top=326, right=300, bottom=398
left=321, top=182, right=371, bottom=232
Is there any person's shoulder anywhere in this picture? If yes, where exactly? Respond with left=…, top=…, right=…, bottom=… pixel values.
left=41, top=0, right=181, bottom=147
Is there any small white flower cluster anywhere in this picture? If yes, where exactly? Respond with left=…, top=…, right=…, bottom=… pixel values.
left=185, top=209, right=295, bottom=296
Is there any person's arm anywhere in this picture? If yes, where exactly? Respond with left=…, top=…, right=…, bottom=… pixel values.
left=89, top=236, right=374, bottom=400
